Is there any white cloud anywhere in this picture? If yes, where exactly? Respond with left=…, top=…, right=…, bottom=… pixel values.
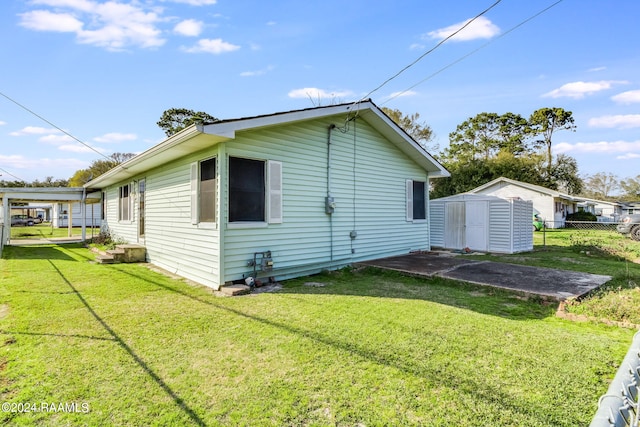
left=611, top=89, right=640, bottom=104
left=19, top=0, right=166, bottom=51
left=554, top=139, right=640, bottom=154
left=10, top=126, right=60, bottom=136
left=425, top=16, right=499, bottom=42
left=240, top=65, right=274, bottom=77
left=58, top=143, right=106, bottom=153
left=39, top=134, right=74, bottom=144
left=163, top=0, right=217, bottom=5
left=0, top=154, right=87, bottom=171
left=93, top=132, right=137, bottom=143
left=617, top=153, right=640, bottom=160
left=387, top=90, right=418, bottom=99
left=542, top=80, right=628, bottom=99
left=19, top=10, right=84, bottom=32
left=0, top=121, right=6, bottom=126
left=587, top=66, right=607, bottom=72
left=182, top=38, right=240, bottom=54
left=174, top=19, right=203, bottom=37
left=588, top=115, right=640, bottom=129
left=288, top=87, right=355, bottom=100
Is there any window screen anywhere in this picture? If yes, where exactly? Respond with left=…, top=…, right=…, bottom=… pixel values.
left=229, top=157, right=265, bottom=222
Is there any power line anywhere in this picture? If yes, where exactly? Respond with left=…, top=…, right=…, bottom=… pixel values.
left=359, top=0, right=503, bottom=103
left=0, top=166, right=25, bottom=183
left=0, top=90, right=112, bottom=161
left=383, top=0, right=565, bottom=105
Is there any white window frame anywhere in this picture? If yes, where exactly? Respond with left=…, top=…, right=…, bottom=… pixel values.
left=191, top=157, right=217, bottom=226
left=227, top=157, right=282, bottom=227
left=118, top=183, right=132, bottom=222
left=406, top=179, right=427, bottom=222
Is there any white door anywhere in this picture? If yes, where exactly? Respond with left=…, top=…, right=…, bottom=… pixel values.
left=465, top=201, right=487, bottom=251
left=444, top=202, right=465, bottom=250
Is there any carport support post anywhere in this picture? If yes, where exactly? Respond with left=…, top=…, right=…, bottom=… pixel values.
left=80, top=198, right=86, bottom=242
left=2, top=196, right=8, bottom=245
left=67, top=202, right=73, bottom=238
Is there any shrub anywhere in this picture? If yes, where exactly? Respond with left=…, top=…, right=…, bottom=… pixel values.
left=566, top=211, right=597, bottom=221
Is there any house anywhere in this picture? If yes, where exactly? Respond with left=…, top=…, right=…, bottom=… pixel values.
left=467, top=177, right=580, bottom=228
left=85, top=101, right=449, bottom=290
left=576, top=198, right=622, bottom=222
left=430, top=193, right=533, bottom=253
left=52, top=201, right=102, bottom=228
left=621, top=202, right=640, bottom=216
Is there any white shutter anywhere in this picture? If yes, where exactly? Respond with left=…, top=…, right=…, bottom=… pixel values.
left=406, top=180, right=413, bottom=222
left=190, top=162, right=198, bottom=224
left=268, top=161, right=283, bottom=224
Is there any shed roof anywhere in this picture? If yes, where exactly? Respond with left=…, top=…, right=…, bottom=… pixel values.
left=469, top=177, right=579, bottom=202
left=85, top=100, right=449, bottom=189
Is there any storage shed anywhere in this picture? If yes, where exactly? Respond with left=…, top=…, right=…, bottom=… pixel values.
left=430, top=194, right=533, bottom=254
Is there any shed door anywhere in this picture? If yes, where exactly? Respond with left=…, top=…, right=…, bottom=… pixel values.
left=444, top=202, right=465, bottom=250
left=465, top=201, right=487, bottom=251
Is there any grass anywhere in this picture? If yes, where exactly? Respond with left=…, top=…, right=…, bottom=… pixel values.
left=465, top=228, right=640, bottom=325
left=9, top=223, right=100, bottom=240
left=0, top=244, right=635, bottom=426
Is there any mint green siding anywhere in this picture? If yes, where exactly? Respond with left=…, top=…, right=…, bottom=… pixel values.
left=103, top=139, right=222, bottom=288
left=222, top=116, right=429, bottom=283
left=102, top=112, right=435, bottom=289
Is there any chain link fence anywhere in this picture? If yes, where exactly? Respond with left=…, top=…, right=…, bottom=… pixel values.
left=543, top=220, right=622, bottom=231
left=590, top=331, right=640, bottom=427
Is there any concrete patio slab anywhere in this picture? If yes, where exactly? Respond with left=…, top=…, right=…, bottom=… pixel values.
left=357, top=252, right=611, bottom=301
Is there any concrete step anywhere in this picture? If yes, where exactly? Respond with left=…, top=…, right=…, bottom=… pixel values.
left=115, top=244, right=146, bottom=263
left=95, top=254, right=115, bottom=264
left=219, top=284, right=251, bottom=296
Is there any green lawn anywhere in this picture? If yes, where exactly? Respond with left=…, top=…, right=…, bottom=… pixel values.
left=9, top=224, right=100, bottom=240
left=466, top=228, right=640, bottom=325
left=0, top=244, right=635, bottom=426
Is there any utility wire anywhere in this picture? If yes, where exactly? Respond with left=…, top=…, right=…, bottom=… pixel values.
left=0, top=90, right=112, bottom=161
left=359, top=0, right=503, bottom=103
left=383, top=0, right=565, bottom=105
left=0, top=166, right=25, bottom=183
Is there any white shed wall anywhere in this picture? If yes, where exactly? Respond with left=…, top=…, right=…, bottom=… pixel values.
left=430, top=195, right=533, bottom=254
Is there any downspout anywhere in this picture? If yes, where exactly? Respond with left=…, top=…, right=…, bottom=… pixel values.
left=326, top=124, right=336, bottom=264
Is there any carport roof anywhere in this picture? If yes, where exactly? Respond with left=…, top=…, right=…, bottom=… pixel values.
left=0, top=187, right=101, bottom=203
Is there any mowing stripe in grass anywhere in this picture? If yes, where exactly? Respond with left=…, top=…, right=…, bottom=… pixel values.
left=47, top=259, right=207, bottom=427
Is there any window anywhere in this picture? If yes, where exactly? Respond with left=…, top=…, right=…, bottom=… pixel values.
left=119, top=184, right=131, bottom=221
left=406, top=180, right=426, bottom=221
left=199, top=158, right=216, bottom=222
left=229, top=157, right=266, bottom=222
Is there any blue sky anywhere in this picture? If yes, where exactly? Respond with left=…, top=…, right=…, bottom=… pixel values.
left=1, top=0, right=639, bottom=185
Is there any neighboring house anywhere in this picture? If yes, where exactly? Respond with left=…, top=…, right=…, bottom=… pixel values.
left=468, top=177, right=580, bottom=228
left=52, top=201, right=101, bottom=228
left=621, top=202, right=640, bottom=216
left=85, top=101, right=449, bottom=290
left=576, top=198, right=622, bottom=222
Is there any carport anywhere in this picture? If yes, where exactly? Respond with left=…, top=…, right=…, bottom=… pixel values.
left=0, top=187, right=101, bottom=252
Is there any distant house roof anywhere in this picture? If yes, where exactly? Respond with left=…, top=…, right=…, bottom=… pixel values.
left=468, top=177, right=580, bottom=202
left=86, top=100, right=449, bottom=189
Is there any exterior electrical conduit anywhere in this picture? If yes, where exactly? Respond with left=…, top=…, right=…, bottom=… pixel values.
left=590, top=330, right=640, bottom=427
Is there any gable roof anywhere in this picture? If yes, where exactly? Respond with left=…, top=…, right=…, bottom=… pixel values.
left=86, top=100, right=449, bottom=189
left=468, top=177, right=580, bottom=202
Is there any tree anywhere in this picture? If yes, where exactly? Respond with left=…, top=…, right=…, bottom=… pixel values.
left=157, top=108, right=218, bottom=137
left=0, top=177, right=69, bottom=188
left=528, top=107, right=576, bottom=178
left=381, top=107, right=436, bottom=151
left=620, top=175, right=640, bottom=201
left=550, top=154, right=582, bottom=195
left=582, top=172, right=619, bottom=199
left=443, top=112, right=531, bottom=163
left=68, top=153, right=136, bottom=186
